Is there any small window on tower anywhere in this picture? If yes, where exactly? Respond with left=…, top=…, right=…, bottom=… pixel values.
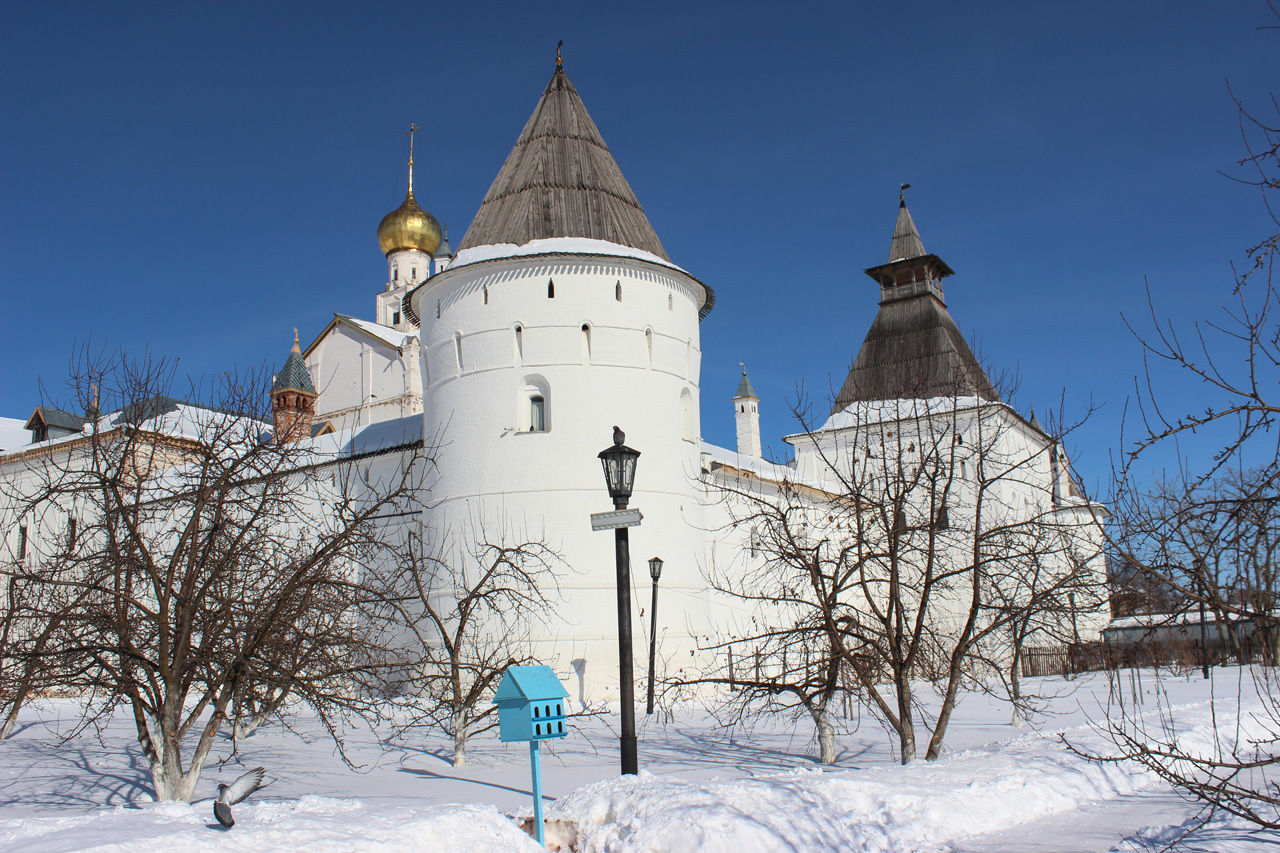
left=668, top=293, right=674, bottom=311
left=616, top=281, right=622, bottom=302
left=17, top=525, right=27, bottom=560
left=548, top=280, right=555, bottom=298
left=530, top=395, right=546, bottom=432
left=392, top=310, right=401, bottom=326
left=483, top=285, right=489, bottom=305
left=392, top=268, right=398, bottom=282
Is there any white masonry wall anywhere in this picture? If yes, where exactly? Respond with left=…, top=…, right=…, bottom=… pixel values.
left=411, top=249, right=711, bottom=701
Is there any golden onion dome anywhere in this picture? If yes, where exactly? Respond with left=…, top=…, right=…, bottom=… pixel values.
left=377, top=188, right=442, bottom=256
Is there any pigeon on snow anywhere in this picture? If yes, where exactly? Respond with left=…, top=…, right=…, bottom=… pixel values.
left=213, top=766, right=265, bottom=828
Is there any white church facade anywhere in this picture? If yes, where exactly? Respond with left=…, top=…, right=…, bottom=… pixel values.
left=2, top=57, right=1108, bottom=701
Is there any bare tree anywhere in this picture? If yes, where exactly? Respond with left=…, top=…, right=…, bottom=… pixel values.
left=371, top=521, right=562, bottom=767
left=1098, top=15, right=1280, bottom=827
left=0, top=346, right=425, bottom=801
left=698, top=387, right=1106, bottom=764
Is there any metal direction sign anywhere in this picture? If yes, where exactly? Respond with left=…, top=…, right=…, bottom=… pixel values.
left=590, top=508, right=643, bottom=531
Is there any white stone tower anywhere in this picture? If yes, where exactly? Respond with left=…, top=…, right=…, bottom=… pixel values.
left=406, top=55, right=715, bottom=698
left=732, top=363, right=761, bottom=458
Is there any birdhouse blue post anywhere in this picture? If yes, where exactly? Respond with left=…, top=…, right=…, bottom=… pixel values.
left=493, top=665, right=570, bottom=847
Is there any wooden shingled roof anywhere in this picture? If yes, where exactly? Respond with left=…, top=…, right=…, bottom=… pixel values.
left=831, top=201, right=1000, bottom=414
left=458, top=64, right=670, bottom=260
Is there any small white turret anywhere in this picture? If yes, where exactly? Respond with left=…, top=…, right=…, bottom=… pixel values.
left=733, top=363, right=761, bottom=458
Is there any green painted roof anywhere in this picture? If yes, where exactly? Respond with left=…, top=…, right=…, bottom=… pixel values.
left=272, top=349, right=315, bottom=395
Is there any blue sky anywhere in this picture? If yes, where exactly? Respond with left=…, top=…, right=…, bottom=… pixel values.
left=1, top=2, right=1275, bottom=491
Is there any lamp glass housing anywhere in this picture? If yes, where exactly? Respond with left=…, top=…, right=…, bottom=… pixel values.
left=598, top=443, right=640, bottom=505
left=648, top=557, right=663, bottom=581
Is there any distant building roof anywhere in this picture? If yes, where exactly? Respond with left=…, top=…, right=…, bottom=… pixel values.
left=458, top=61, right=670, bottom=261
left=25, top=406, right=87, bottom=433
left=734, top=365, right=758, bottom=399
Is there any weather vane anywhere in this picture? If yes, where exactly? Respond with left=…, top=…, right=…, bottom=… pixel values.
left=557, top=40, right=563, bottom=69
left=900, top=182, right=912, bottom=203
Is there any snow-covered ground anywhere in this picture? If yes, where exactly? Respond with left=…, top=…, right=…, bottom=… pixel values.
left=1, top=669, right=1277, bottom=852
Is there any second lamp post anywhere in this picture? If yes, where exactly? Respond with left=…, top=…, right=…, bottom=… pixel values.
left=646, top=556, right=663, bottom=715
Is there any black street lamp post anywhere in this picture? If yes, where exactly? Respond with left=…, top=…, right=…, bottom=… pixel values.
left=598, top=428, right=641, bottom=775
left=646, top=557, right=663, bottom=715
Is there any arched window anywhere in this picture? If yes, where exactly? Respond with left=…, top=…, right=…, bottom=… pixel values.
left=581, top=323, right=592, bottom=365
left=684, top=338, right=692, bottom=378
left=483, top=285, right=489, bottom=305
left=436, top=300, right=441, bottom=319
left=615, top=281, right=623, bottom=302
left=514, top=324, right=524, bottom=366
left=548, top=279, right=555, bottom=298
left=668, top=293, right=674, bottom=311
left=518, top=375, right=551, bottom=433
left=453, top=333, right=463, bottom=373
left=644, top=327, right=653, bottom=367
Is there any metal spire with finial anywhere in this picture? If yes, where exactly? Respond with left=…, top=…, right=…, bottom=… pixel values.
left=404, top=122, right=419, bottom=196
left=899, top=182, right=912, bottom=207
left=556, top=39, right=563, bottom=70
left=292, top=328, right=300, bottom=354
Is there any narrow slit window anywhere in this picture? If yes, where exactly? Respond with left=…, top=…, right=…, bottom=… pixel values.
left=67, top=517, right=77, bottom=549
left=514, top=325, right=524, bottom=365
left=453, top=333, right=463, bottom=372
left=17, top=525, right=27, bottom=559
left=668, top=293, right=674, bottom=311
left=483, top=285, right=489, bottom=305
left=581, top=324, right=592, bottom=364
left=548, top=279, right=555, bottom=298
left=392, top=310, right=401, bottom=325
left=535, top=723, right=541, bottom=735
left=534, top=706, right=540, bottom=718
left=615, top=281, right=622, bottom=302
left=645, top=328, right=653, bottom=367
left=436, top=300, right=441, bottom=319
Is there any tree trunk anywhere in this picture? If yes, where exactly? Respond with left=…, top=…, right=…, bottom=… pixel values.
left=809, top=698, right=837, bottom=764
left=453, top=710, right=468, bottom=768
left=895, top=679, right=915, bottom=764
left=1009, top=650, right=1024, bottom=727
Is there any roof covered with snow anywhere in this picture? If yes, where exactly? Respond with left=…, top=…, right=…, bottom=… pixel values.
left=458, top=63, right=670, bottom=261
left=0, top=417, right=29, bottom=452
left=817, top=396, right=987, bottom=433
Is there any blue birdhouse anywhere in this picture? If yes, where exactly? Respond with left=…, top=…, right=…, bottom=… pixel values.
left=493, top=665, right=570, bottom=743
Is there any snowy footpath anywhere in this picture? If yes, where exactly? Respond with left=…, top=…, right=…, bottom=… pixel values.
left=1, top=670, right=1277, bottom=852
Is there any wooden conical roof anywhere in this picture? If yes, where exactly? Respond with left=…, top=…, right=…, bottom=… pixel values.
left=458, top=64, right=670, bottom=260
left=831, top=201, right=999, bottom=414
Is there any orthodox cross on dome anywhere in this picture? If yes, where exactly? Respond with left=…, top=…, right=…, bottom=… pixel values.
left=404, top=122, right=419, bottom=194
